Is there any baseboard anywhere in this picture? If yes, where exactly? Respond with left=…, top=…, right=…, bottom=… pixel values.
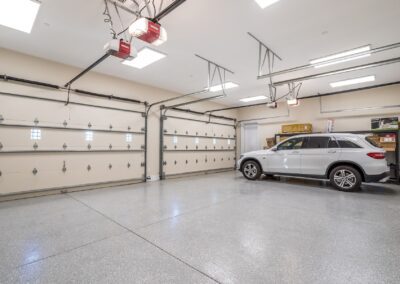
left=0, top=179, right=144, bottom=202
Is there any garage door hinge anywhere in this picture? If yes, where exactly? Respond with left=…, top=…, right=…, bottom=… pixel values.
left=141, top=145, right=145, bottom=150
left=0, top=115, right=4, bottom=123
left=63, top=143, right=67, bottom=150
left=32, top=168, right=38, bottom=175
left=141, top=112, right=146, bottom=118
left=141, top=162, right=145, bottom=167
left=33, top=143, right=38, bottom=150
left=109, top=144, right=113, bottom=150
left=163, top=145, right=167, bottom=150
left=163, top=161, right=167, bottom=166
left=34, top=118, right=39, bottom=125
left=0, top=142, right=3, bottom=151
left=141, top=127, right=145, bottom=132
left=163, top=129, right=168, bottom=133
left=63, top=120, right=68, bottom=127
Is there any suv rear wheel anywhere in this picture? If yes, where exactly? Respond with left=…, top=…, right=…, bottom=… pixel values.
left=242, top=160, right=262, bottom=180
left=329, top=166, right=362, bottom=192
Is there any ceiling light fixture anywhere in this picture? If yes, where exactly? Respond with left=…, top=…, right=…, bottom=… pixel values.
left=314, top=54, right=371, bottom=69
left=123, top=47, right=166, bottom=69
left=254, top=0, right=281, bottom=9
left=0, top=0, right=41, bottom=33
left=310, top=45, right=371, bottom=66
left=287, top=98, right=299, bottom=106
left=330, top=75, right=375, bottom=88
left=209, top=82, right=239, bottom=93
left=240, top=95, right=267, bottom=103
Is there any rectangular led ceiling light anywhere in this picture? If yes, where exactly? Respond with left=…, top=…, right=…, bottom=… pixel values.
left=254, top=0, right=281, bottom=9
left=123, top=47, right=166, bottom=69
left=240, top=95, right=268, bottom=102
left=314, top=54, right=371, bottom=69
left=310, top=45, right=371, bottom=66
left=209, top=82, right=239, bottom=92
left=0, top=0, right=41, bottom=33
left=330, top=75, right=375, bottom=88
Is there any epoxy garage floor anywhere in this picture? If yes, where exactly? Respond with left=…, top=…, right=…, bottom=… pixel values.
left=1, top=172, right=400, bottom=284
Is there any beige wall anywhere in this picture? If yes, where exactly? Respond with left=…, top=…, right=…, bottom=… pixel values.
left=237, top=84, right=400, bottom=151
left=0, top=48, right=237, bottom=195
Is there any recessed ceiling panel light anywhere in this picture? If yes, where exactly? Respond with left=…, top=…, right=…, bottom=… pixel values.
left=314, top=54, right=371, bottom=69
left=209, top=82, right=239, bottom=92
left=240, top=95, right=268, bottom=102
left=254, top=0, right=281, bottom=9
left=123, top=47, right=166, bottom=69
left=0, top=0, right=41, bottom=33
left=310, top=45, right=371, bottom=65
left=330, top=75, right=375, bottom=88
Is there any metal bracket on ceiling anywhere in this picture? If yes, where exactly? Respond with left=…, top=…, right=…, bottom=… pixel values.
left=195, top=54, right=235, bottom=96
left=287, top=82, right=303, bottom=101
left=248, top=32, right=282, bottom=102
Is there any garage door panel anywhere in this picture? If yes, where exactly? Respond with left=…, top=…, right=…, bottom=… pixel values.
left=0, top=153, right=144, bottom=195
left=0, top=91, right=146, bottom=195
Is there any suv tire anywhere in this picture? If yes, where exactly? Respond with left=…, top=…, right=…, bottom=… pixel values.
left=242, top=160, right=262, bottom=180
left=329, top=166, right=362, bottom=192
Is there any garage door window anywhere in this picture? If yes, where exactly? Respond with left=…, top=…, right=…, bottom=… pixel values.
left=30, top=128, right=41, bottom=140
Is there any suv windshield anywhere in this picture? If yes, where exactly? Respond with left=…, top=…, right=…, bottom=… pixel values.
left=365, top=136, right=382, bottom=148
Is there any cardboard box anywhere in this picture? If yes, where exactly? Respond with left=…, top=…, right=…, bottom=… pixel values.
left=282, top=123, right=313, bottom=134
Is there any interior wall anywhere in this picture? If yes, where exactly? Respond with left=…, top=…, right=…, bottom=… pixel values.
left=0, top=48, right=237, bottom=195
left=237, top=84, right=400, bottom=151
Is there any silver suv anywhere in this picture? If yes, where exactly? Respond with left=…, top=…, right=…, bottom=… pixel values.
left=238, top=133, right=390, bottom=192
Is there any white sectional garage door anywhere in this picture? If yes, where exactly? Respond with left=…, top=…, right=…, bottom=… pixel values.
left=0, top=91, right=146, bottom=195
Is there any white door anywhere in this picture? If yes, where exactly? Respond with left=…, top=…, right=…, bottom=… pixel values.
left=243, top=124, right=259, bottom=153
left=266, top=137, right=304, bottom=174
left=301, top=136, right=341, bottom=176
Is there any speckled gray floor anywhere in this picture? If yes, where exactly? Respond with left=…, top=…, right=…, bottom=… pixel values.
left=1, top=172, right=400, bottom=283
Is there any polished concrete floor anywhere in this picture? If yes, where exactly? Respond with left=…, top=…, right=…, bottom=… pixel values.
left=1, top=172, right=400, bottom=283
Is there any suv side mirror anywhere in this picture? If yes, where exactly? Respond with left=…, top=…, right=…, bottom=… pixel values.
left=271, top=147, right=278, bottom=152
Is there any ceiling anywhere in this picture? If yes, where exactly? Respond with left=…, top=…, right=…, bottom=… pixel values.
left=0, top=0, right=400, bottom=107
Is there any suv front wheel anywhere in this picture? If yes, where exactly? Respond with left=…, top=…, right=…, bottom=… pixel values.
left=329, top=166, right=362, bottom=192
left=242, top=160, right=262, bottom=180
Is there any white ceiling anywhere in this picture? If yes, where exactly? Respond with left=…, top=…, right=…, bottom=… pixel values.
left=0, top=0, right=400, bottom=107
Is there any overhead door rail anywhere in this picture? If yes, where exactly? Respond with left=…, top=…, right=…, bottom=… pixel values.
left=160, top=54, right=235, bottom=110
left=0, top=74, right=146, bottom=107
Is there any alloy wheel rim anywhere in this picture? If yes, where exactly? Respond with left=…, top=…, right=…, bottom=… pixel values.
left=244, top=163, right=257, bottom=178
left=334, top=169, right=356, bottom=189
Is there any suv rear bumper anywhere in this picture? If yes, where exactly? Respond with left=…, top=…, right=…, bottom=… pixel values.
left=365, top=171, right=391, bottom=183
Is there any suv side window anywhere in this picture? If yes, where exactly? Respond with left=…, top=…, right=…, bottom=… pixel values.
left=304, top=137, right=330, bottom=149
left=277, top=137, right=304, bottom=151
left=328, top=138, right=340, bottom=148
left=337, top=139, right=362, bottom=148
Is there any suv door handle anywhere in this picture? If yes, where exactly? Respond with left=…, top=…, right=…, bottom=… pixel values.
left=292, top=151, right=300, bottom=154
left=328, top=150, right=337, bottom=153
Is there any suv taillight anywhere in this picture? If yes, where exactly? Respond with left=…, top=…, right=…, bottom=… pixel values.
left=367, top=152, right=385, bottom=159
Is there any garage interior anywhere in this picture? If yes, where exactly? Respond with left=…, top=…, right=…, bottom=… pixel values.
left=0, top=0, right=400, bottom=283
